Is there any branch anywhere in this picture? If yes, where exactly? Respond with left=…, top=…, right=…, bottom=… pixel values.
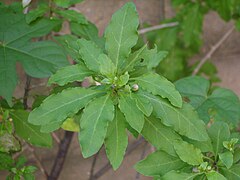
left=23, top=75, right=31, bottom=109
left=48, top=131, right=74, bottom=180
left=192, top=26, right=235, bottom=76
left=92, top=137, right=145, bottom=179
left=89, top=150, right=100, bottom=180
left=138, top=22, right=179, bottom=34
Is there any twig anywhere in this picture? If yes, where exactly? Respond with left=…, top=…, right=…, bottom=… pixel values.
left=48, top=131, right=74, bottom=180
left=27, top=144, right=49, bottom=178
left=13, top=144, right=28, bottom=159
left=52, top=132, right=60, bottom=144
left=192, top=26, right=235, bottom=76
left=138, top=22, right=179, bottom=34
left=92, top=137, right=145, bottom=179
left=135, top=142, right=148, bottom=180
left=89, top=150, right=100, bottom=180
left=23, top=75, right=31, bottom=109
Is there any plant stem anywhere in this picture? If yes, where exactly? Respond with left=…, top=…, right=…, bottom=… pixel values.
left=89, top=150, right=100, bottom=180
left=138, top=22, right=179, bottom=34
left=23, top=75, right=31, bottom=110
left=192, top=26, right=235, bottom=75
left=48, top=131, right=74, bottom=180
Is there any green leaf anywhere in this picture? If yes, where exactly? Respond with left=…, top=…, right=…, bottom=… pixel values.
left=208, top=122, right=230, bottom=157
left=135, top=150, right=186, bottom=177
left=0, top=152, right=14, bottom=170
left=233, top=148, right=240, bottom=163
left=139, top=91, right=209, bottom=141
left=10, top=110, right=52, bottom=148
left=61, top=117, right=80, bottom=132
left=26, top=4, right=49, bottom=24
left=54, top=9, right=88, bottom=24
left=141, top=116, right=181, bottom=156
left=162, top=170, right=200, bottom=180
left=175, top=76, right=210, bottom=108
left=118, top=94, right=144, bottom=133
left=132, top=93, right=153, bottom=117
left=206, top=171, right=227, bottom=180
left=48, top=63, right=94, bottom=86
left=77, top=39, right=103, bottom=72
left=53, top=0, right=83, bottom=8
left=174, top=140, right=203, bottom=166
left=220, top=164, right=240, bottom=180
left=79, top=94, right=114, bottom=157
left=219, top=151, right=233, bottom=169
left=0, top=7, right=68, bottom=105
left=28, top=87, right=103, bottom=129
left=105, top=2, right=139, bottom=69
left=99, top=54, right=116, bottom=78
left=105, top=108, right=128, bottom=170
left=186, top=138, right=213, bottom=153
left=134, top=73, right=182, bottom=108
left=0, top=132, right=21, bottom=153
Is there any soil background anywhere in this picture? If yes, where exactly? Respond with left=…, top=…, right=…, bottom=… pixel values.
left=1, top=0, right=240, bottom=180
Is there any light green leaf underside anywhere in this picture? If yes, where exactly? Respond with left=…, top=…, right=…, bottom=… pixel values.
left=48, top=63, right=94, bottom=86
left=135, top=150, right=186, bottom=177
left=10, top=110, right=52, bottom=148
left=118, top=94, right=144, bottom=133
left=174, top=141, right=203, bottom=166
left=79, top=94, right=115, bottom=158
left=141, top=116, right=181, bottom=156
left=28, top=87, right=103, bottom=127
left=134, top=73, right=182, bottom=108
left=139, top=91, right=208, bottom=141
left=77, top=38, right=103, bottom=72
left=105, top=2, right=139, bottom=69
left=105, top=108, right=128, bottom=170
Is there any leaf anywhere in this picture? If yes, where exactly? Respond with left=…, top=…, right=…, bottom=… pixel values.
left=186, top=138, right=213, bottom=153
left=175, top=76, right=210, bottom=108
left=132, top=93, right=153, bottom=117
left=53, top=0, right=83, bottom=8
left=26, top=4, right=49, bottom=24
left=135, top=151, right=186, bottom=177
left=134, top=73, right=182, bottom=108
left=0, top=132, right=21, bottom=153
left=139, top=91, right=209, bottom=141
left=220, top=164, right=240, bottom=180
left=105, top=108, right=128, bottom=170
left=28, top=87, right=103, bottom=128
left=162, top=170, right=200, bottom=180
left=233, top=148, right=240, bottom=163
left=219, top=151, right=233, bottom=169
left=0, top=152, right=14, bottom=170
left=206, top=171, right=227, bottom=180
left=118, top=94, right=144, bottom=133
left=99, top=54, right=116, bottom=78
left=54, top=9, right=88, bottom=24
left=77, top=39, right=103, bottom=72
left=48, top=63, right=94, bottom=86
left=10, top=110, right=52, bottom=148
left=141, top=116, right=181, bottom=156
left=61, top=117, right=80, bottom=132
left=105, top=2, right=139, bottom=69
left=79, top=94, right=114, bottom=157
left=0, top=7, right=68, bottom=105
left=174, top=141, right=203, bottom=165
left=208, top=122, right=230, bottom=157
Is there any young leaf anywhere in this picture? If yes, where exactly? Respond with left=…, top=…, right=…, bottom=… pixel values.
left=132, top=93, right=153, bottom=117
left=139, top=91, right=209, bottom=141
left=162, top=170, right=200, bottom=180
left=77, top=39, right=103, bottom=72
left=54, top=9, right=88, bottom=24
left=10, top=110, right=52, bottom=148
left=206, top=171, right=227, bottom=180
left=141, top=116, right=181, bottom=156
left=28, top=87, right=103, bottom=127
left=79, top=94, right=114, bottom=158
left=26, top=4, right=49, bottom=24
left=99, top=54, right=116, bottom=78
left=208, top=122, right=230, bottom=157
left=135, top=151, right=186, bottom=177
left=219, top=151, right=233, bottom=169
left=118, top=94, right=144, bottom=133
left=174, top=141, right=203, bottom=166
left=105, top=108, right=128, bottom=170
left=134, top=73, right=182, bottom=108
left=105, top=2, right=139, bottom=69
left=48, top=63, right=94, bottom=86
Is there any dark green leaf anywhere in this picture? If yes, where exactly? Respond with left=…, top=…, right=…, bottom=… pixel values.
left=26, top=4, right=49, bottom=24
left=54, top=9, right=88, bottom=24
left=53, top=0, right=83, bottom=8
left=0, top=152, right=14, bottom=170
